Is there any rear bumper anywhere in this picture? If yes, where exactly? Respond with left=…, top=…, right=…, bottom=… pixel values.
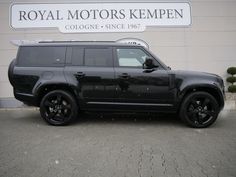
left=14, top=91, right=38, bottom=106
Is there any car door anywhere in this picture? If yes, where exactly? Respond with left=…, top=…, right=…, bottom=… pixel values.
left=64, top=46, right=116, bottom=109
left=113, top=47, right=175, bottom=111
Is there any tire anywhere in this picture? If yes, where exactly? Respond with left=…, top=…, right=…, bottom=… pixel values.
left=179, top=91, right=220, bottom=128
left=40, top=90, right=78, bottom=126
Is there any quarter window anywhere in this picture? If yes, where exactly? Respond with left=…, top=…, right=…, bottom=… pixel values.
left=18, top=46, right=66, bottom=67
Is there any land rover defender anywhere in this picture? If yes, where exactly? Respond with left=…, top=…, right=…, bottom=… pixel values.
left=8, top=41, right=225, bottom=127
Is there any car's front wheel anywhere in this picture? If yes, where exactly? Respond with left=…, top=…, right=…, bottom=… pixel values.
left=40, top=90, right=78, bottom=125
left=179, top=91, right=220, bottom=128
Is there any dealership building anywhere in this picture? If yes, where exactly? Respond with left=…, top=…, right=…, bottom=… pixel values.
left=0, top=0, right=236, bottom=106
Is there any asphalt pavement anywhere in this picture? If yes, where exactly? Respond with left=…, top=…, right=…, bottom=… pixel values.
left=0, top=109, right=235, bottom=177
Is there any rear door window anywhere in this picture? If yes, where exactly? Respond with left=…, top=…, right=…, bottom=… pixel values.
left=18, top=46, right=66, bottom=67
left=71, top=47, right=84, bottom=66
left=84, top=48, right=112, bottom=67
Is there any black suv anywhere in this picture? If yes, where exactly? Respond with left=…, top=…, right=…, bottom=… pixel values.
left=8, top=41, right=225, bottom=128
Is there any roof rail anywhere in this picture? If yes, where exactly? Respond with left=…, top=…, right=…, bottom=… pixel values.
left=38, top=40, right=116, bottom=43
left=10, top=39, right=149, bottom=48
left=10, top=40, right=117, bottom=46
left=10, top=40, right=41, bottom=46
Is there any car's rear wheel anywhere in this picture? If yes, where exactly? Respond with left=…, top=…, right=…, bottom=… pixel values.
left=179, top=91, right=220, bottom=128
left=40, top=90, right=78, bottom=125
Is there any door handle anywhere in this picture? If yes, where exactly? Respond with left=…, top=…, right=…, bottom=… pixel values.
left=74, top=72, right=85, bottom=79
left=119, top=73, right=130, bottom=79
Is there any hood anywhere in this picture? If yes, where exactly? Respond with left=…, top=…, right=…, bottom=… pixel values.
left=171, top=70, right=221, bottom=79
left=170, top=70, right=224, bottom=89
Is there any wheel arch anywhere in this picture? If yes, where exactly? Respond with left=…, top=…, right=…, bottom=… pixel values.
left=178, top=85, right=224, bottom=111
left=36, top=83, right=78, bottom=106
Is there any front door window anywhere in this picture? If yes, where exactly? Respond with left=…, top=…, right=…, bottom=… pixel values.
left=116, top=48, right=149, bottom=68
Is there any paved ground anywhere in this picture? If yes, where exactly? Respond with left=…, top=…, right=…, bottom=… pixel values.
left=0, top=109, right=235, bottom=177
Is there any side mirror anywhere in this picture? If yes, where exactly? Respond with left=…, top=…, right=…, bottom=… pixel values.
left=143, top=57, right=157, bottom=69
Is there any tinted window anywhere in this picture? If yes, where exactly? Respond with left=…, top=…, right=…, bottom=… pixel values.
left=84, top=48, right=112, bottom=67
left=18, top=46, right=66, bottom=67
left=71, top=47, right=84, bottom=65
left=116, top=48, right=149, bottom=67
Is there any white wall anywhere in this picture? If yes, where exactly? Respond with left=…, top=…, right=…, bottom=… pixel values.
left=1, top=0, right=236, bottom=98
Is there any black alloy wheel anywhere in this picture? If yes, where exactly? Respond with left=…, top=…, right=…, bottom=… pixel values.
left=40, top=90, right=78, bottom=125
left=180, top=91, right=220, bottom=128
